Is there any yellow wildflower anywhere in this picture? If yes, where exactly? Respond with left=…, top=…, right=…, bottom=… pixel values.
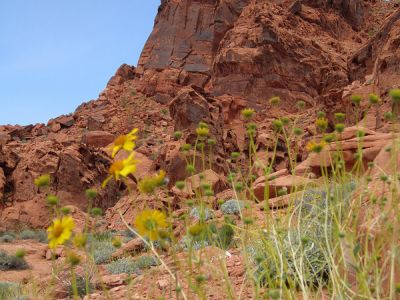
left=134, top=209, right=168, bottom=241
left=102, top=152, right=138, bottom=187
left=241, top=108, right=255, bottom=119
left=34, top=174, right=51, bottom=187
left=196, top=127, right=209, bottom=137
left=315, top=117, right=328, bottom=132
left=112, top=236, right=122, bottom=248
left=188, top=224, right=204, bottom=237
left=47, top=216, right=75, bottom=249
left=110, top=128, right=138, bottom=158
left=153, top=170, right=166, bottom=186
left=306, top=140, right=327, bottom=153
left=138, top=170, right=167, bottom=194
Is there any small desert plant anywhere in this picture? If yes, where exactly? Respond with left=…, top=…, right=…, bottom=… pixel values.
left=190, top=206, right=214, bottom=221
left=35, top=229, right=48, bottom=243
left=220, top=199, right=245, bottom=215
left=92, top=241, right=115, bottom=265
left=19, top=229, right=37, bottom=240
left=0, top=250, right=28, bottom=271
left=105, top=257, right=140, bottom=275
left=0, top=234, right=15, bottom=243
left=134, top=255, right=160, bottom=269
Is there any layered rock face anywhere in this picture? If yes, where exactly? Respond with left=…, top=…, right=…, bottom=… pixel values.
left=135, top=0, right=369, bottom=108
left=136, top=0, right=251, bottom=103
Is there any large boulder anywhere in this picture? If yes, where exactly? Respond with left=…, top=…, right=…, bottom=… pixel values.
left=82, top=131, right=115, bottom=148
left=0, top=140, right=119, bottom=229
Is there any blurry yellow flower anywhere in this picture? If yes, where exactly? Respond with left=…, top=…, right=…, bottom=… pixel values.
left=188, top=224, right=204, bottom=237
left=315, top=118, right=328, bottom=132
left=34, top=174, right=51, bottom=188
left=269, top=96, right=281, bottom=106
left=306, top=140, right=327, bottom=153
left=138, top=170, right=167, bottom=194
left=241, top=108, right=255, bottom=119
left=73, top=233, right=87, bottom=249
left=153, top=170, right=166, bottom=186
left=112, top=236, right=122, bottom=248
left=111, top=128, right=138, bottom=158
left=47, top=216, right=75, bottom=249
left=102, top=152, right=138, bottom=187
left=196, top=127, right=209, bottom=137
left=134, top=209, right=168, bottom=241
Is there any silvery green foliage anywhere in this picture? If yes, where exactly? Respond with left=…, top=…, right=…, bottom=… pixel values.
left=0, top=251, right=28, bottom=271
left=250, top=182, right=356, bottom=287
left=221, top=199, right=245, bottom=215
left=106, top=258, right=140, bottom=275
left=19, top=230, right=37, bottom=240
left=190, top=206, right=214, bottom=221
left=134, top=255, right=159, bottom=269
left=0, top=234, right=15, bottom=243
left=35, top=230, right=48, bottom=243
left=93, top=242, right=115, bottom=265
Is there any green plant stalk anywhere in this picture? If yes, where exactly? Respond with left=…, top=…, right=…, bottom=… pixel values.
left=118, top=211, right=188, bottom=300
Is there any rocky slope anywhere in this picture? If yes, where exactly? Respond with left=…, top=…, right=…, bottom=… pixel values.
left=1, top=1, right=400, bottom=298
left=0, top=0, right=398, bottom=243
left=1, top=0, right=399, bottom=229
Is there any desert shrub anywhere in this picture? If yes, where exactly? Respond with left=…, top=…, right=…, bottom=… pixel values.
left=190, top=206, right=214, bottom=221
left=134, top=255, right=159, bottom=269
left=220, top=199, right=245, bottom=215
left=35, top=230, right=48, bottom=243
left=106, top=257, right=140, bottom=275
left=106, top=255, right=159, bottom=275
left=249, top=183, right=356, bottom=288
left=0, top=234, right=15, bottom=243
left=249, top=226, right=329, bottom=288
left=92, top=241, right=115, bottom=265
left=19, top=229, right=37, bottom=240
left=88, top=231, right=118, bottom=265
left=0, top=251, right=28, bottom=271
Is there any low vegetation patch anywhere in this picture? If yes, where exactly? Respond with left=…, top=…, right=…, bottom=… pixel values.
left=0, top=251, right=28, bottom=271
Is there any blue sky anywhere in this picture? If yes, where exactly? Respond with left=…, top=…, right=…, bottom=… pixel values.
left=0, top=1, right=159, bottom=125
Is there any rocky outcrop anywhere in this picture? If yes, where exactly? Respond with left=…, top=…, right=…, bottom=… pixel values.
left=136, top=0, right=367, bottom=109
left=349, top=8, right=400, bottom=92
left=161, top=87, right=227, bottom=185
left=0, top=139, right=119, bottom=229
left=136, top=0, right=251, bottom=103
left=303, top=0, right=365, bottom=29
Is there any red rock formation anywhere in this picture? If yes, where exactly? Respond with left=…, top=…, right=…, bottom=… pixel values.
left=1, top=0, right=399, bottom=231
left=135, top=0, right=372, bottom=109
